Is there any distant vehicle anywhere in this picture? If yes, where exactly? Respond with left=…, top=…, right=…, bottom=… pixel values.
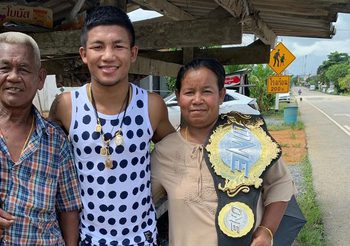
left=165, top=89, right=260, bottom=129
left=326, top=88, right=335, bottom=94
left=309, top=85, right=316, bottom=91
left=278, top=92, right=291, bottom=103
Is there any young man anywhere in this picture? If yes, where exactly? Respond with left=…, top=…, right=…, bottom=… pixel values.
left=49, top=6, right=175, bottom=246
left=0, top=32, right=81, bottom=245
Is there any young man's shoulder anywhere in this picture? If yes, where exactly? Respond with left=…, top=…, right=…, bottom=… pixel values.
left=148, top=91, right=166, bottom=107
left=35, top=109, right=70, bottom=141
left=48, top=91, right=74, bottom=133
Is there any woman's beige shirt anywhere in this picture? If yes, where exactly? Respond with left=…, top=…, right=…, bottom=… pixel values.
left=151, top=132, right=295, bottom=246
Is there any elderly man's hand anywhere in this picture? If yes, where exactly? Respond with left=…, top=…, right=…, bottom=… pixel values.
left=0, top=208, right=15, bottom=230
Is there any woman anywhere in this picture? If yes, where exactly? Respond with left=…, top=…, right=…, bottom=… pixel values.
left=151, top=58, right=295, bottom=246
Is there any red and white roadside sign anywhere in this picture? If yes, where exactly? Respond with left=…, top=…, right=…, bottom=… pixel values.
left=225, top=74, right=243, bottom=86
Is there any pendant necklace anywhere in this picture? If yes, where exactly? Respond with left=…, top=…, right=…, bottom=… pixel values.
left=89, top=83, right=131, bottom=168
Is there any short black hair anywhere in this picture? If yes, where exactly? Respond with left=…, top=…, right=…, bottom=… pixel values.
left=176, top=58, right=225, bottom=91
left=80, top=5, right=135, bottom=47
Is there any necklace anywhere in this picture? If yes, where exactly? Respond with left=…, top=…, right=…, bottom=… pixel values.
left=89, top=83, right=131, bottom=168
left=21, top=116, right=35, bottom=155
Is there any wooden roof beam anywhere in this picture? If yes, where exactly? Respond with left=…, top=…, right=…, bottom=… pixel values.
left=138, top=39, right=270, bottom=65
left=214, top=0, right=276, bottom=45
left=134, top=17, right=242, bottom=49
left=32, top=17, right=241, bottom=55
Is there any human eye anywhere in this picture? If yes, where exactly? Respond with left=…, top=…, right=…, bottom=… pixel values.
left=93, top=45, right=103, bottom=50
left=183, top=90, right=194, bottom=96
left=0, top=66, right=9, bottom=72
left=19, top=66, right=31, bottom=75
left=114, top=43, right=128, bottom=50
left=203, top=88, right=214, bottom=94
left=89, top=43, right=103, bottom=51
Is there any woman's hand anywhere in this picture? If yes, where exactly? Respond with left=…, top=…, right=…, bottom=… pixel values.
left=250, top=226, right=273, bottom=246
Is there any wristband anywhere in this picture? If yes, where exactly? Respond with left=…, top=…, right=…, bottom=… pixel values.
left=258, top=225, right=273, bottom=240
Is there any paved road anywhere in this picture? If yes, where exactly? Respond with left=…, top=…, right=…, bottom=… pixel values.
left=294, top=87, right=350, bottom=246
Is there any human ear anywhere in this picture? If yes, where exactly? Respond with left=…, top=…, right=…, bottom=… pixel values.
left=219, top=87, right=226, bottom=105
left=37, top=67, right=47, bottom=90
left=130, top=45, right=139, bottom=63
left=79, top=46, right=87, bottom=64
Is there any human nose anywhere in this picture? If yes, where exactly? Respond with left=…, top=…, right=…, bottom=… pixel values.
left=192, top=92, right=203, bottom=104
left=5, top=69, right=21, bottom=82
left=102, top=46, right=115, bottom=60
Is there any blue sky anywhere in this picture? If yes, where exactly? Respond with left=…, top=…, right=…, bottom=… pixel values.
left=128, top=10, right=350, bottom=76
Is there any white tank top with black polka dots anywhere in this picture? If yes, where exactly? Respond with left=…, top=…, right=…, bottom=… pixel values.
left=70, top=83, right=157, bottom=246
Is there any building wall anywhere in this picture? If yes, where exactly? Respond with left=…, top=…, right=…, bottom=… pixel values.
left=33, top=75, right=78, bottom=113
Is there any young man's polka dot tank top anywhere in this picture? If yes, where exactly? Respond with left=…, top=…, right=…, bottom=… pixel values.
left=70, top=83, right=157, bottom=246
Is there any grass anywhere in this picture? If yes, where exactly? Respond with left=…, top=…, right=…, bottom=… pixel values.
left=263, top=105, right=327, bottom=245
left=262, top=103, right=305, bottom=131
left=279, top=143, right=290, bottom=148
left=262, top=110, right=305, bottom=131
left=267, top=121, right=304, bottom=131
left=295, top=156, right=328, bottom=246
left=290, top=132, right=297, bottom=139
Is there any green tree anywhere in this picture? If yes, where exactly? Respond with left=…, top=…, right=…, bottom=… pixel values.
left=248, top=64, right=275, bottom=112
left=317, top=52, right=349, bottom=86
left=225, top=64, right=251, bottom=74
left=325, top=63, right=350, bottom=92
left=338, top=67, right=350, bottom=93
left=291, top=75, right=299, bottom=86
left=306, top=75, right=320, bottom=86
left=166, top=76, right=176, bottom=92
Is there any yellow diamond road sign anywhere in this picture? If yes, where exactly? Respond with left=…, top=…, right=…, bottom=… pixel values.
left=269, top=42, right=295, bottom=74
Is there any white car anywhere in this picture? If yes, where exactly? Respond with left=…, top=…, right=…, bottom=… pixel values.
left=278, top=92, right=291, bottom=103
left=165, top=89, right=260, bottom=129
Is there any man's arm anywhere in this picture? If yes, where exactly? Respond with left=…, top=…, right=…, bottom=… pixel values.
left=49, top=92, right=72, bottom=133
left=58, top=211, right=80, bottom=246
left=148, top=93, right=175, bottom=143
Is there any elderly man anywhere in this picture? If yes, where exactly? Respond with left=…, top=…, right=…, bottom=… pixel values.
left=0, top=32, right=81, bottom=245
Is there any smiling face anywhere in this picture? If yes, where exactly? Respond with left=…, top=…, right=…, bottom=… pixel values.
left=79, top=25, right=138, bottom=87
left=0, top=43, right=46, bottom=109
left=176, top=67, right=226, bottom=129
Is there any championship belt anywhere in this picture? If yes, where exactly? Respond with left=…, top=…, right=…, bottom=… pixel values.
left=204, top=112, right=281, bottom=245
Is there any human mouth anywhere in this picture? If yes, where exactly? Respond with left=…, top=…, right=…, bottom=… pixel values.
left=190, top=108, right=206, bottom=114
left=100, top=65, right=120, bottom=73
left=5, top=87, right=22, bottom=92
left=190, top=108, right=206, bottom=112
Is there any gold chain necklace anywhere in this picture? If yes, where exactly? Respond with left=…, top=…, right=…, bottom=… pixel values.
left=0, top=116, right=34, bottom=159
left=88, top=83, right=130, bottom=168
left=21, top=116, right=35, bottom=155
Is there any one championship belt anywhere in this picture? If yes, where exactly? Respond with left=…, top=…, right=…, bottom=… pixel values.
left=204, top=112, right=281, bottom=245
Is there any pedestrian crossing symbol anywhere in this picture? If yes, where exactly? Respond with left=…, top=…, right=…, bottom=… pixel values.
left=268, top=42, right=295, bottom=74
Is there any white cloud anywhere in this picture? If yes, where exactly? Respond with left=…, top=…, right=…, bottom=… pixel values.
left=290, top=39, right=350, bottom=57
